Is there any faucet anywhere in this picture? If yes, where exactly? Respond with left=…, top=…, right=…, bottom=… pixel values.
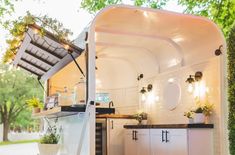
left=109, top=101, right=114, bottom=108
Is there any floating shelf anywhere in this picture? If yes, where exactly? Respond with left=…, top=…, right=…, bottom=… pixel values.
left=33, top=106, right=115, bottom=118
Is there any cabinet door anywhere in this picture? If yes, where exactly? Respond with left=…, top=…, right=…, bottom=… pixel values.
left=167, top=129, right=188, bottom=155
left=108, top=119, right=135, bottom=155
left=150, top=129, right=168, bottom=155
left=124, top=129, right=137, bottom=155
left=135, top=129, right=150, bottom=155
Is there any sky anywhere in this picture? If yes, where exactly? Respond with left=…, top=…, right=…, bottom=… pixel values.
left=0, top=0, right=184, bottom=60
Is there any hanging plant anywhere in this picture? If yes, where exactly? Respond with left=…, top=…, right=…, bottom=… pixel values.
left=228, top=23, right=235, bottom=154
left=3, top=11, right=73, bottom=63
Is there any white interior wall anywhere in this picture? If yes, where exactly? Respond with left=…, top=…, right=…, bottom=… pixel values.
left=96, top=57, right=139, bottom=113
left=99, top=57, right=221, bottom=155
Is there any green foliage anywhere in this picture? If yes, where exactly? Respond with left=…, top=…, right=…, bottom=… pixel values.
left=194, top=107, right=203, bottom=113
left=0, top=139, right=40, bottom=146
left=184, top=110, right=194, bottom=118
left=81, top=0, right=169, bottom=13
left=40, top=133, right=59, bottom=144
left=0, top=64, right=43, bottom=137
left=134, top=0, right=169, bottom=8
left=12, top=109, right=40, bottom=132
left=3, top=12, right=73, bottom=63
left=81, top=0, right=122, bottom=14
left=228, top=23, right=235, bottom=155
left=133, top=111, right=147, bottom=123
left=40, top=124, right=59, bottom=144
left=178, top=0, right=235, bottom=37
left=26, top=97, right=43, bottom=108
left=0, top=0, right=14, bottom=21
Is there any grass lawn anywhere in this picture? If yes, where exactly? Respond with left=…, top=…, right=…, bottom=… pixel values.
left=0, top=139, right=39, bottom=146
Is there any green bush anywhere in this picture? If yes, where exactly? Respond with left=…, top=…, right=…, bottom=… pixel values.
left=228, top=23, right=235, bottom=155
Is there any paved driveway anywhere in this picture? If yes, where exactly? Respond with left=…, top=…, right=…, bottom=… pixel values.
left=0, top=143, right=39, bottom=155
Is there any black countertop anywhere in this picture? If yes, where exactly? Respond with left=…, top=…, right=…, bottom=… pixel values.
left=123, top=124, right=214, bottom=129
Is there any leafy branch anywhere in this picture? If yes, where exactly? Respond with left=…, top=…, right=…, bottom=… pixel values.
left=3, top=12, right=73, bottom=63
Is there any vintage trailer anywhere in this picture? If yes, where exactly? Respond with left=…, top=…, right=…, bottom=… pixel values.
left=13, top=5, right=227, bottom=155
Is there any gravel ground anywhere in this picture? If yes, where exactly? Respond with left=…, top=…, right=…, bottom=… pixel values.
left=0, top=143, right=39, bottom=155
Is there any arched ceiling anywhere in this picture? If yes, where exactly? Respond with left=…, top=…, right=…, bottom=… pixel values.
left=90, top=5, right=225, bottom=78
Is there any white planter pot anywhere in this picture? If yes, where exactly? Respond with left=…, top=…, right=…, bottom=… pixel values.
left=188, top=118, right=194, bottom=124
left=142, top=120, right=148, bottom=125
left=38, top=143, right=60, bottom=155
left=194, top=113, right=205, bottom=123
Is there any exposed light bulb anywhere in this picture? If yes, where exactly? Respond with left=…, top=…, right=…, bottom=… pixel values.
left=193, top=81, right=207, bottom=99
left=33, top=28, right=39, bottom=34
left=168, top=78, right=174, bottom=83
left=188, top=83, right=194, bottom=93
left=64, top=44, right=70, bottom=50
left=141, top=94, right=146, bottom=102
left=147, top=92, right=155, bottom=103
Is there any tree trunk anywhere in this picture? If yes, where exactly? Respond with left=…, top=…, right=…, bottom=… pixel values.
left=3, top=119, right=9, bottom=141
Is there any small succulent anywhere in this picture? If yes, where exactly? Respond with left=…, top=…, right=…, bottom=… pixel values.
left=133, top=111, right=147, bottom=124
left=184, top=111, right=194, bottom=118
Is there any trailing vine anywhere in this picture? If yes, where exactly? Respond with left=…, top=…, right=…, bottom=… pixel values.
left=3, top=12, right=73, bottom=63
left=228, top=23, right=235, bottom=154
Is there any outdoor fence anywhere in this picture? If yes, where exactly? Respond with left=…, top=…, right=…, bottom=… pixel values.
left=8, top=131, right=40, bottom=141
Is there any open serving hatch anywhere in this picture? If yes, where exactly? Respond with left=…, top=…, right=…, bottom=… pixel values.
left=13, top=24, right=115, bottom=117
left=13, top=24, right=84, bottom=81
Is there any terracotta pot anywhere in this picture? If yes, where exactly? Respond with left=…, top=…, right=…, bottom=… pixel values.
left=194, top=113, right=205, bottom=123
left=33, top=107, right=40, bottom=113
left=38, top=143, right=60, bottom=155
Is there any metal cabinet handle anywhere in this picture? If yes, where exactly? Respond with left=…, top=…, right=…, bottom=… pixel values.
left=162, top=130, right=165, bottom=142
left=111, top=120, right=114, bottom=129
left=165, top=130, right=169, bottom=143
left=135, top=131, right=138, bottom=140
left=132, top=130, right=135, bottom=140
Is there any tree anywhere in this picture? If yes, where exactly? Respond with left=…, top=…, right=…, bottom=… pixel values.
left=228, top=23, right=235, bottom=155
left=178, top=0, right=235, bottom=37
left=81, top=0, right=169, bottom=13
left=80, top=0, right=235, bottom=37
left=0, top=0, right=14, bottom=24
left=0, top=64, right=43, bottom=141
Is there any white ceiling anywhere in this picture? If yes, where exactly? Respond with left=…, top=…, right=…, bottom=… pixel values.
left=91, top=5, right=225, bottom=78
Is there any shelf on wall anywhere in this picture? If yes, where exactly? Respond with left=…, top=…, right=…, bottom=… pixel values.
left=32, top=106, right=115, bottom=119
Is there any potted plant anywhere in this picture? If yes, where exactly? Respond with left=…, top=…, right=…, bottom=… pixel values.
left=202, top=101, right=213, bottom=124
left=184, top=110, right=194, bottom=123
left=133, top=111, right=148, bottom=125
left=38, top=124, right=60, bottom=155
left=193, top=107, right=205, bottom=123
left=26, top=97, right=43, bottom=113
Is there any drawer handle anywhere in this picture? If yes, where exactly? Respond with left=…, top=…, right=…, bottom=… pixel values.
left=162, top=130, right=165, bottom=142
left=132, top=130, right=135, bottom=140
left=135, top=131, right=138, bottom=140
left=165, top=130, right=169, bottom=143
left=111, top=120, right=114, bottom=129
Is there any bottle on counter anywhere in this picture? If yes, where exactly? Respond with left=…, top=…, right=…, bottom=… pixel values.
left=73, top=77, right=86, bottom=106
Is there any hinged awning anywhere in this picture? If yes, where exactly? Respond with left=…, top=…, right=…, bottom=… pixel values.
left=13, top=24, right=84, bottom=81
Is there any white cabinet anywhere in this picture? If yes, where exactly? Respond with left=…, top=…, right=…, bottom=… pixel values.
left=124, top=129, right=150, bottom=155
left=150, top=129, right=188, bottom=155
left=125, top=128, right=213, bottom=155
left=107, top=119, right=135, bottom=155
